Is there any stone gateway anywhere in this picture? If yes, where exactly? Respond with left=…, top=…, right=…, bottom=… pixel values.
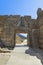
left=0, top=8, right=43, bottom=49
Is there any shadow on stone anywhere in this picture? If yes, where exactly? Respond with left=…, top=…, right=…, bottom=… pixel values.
left=0, top=39, right=5, bottom=48
left=0, top=39, right=14, bottom=50
left=25, top=47, right=43, bottom=65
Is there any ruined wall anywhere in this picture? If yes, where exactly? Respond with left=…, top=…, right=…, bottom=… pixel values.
left=37, top=8, right=43, bottom=49
left=0, top=8, right=43, bottom=49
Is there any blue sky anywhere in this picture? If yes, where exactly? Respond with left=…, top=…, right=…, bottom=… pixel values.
left=0, top=0, right=43, bottom=19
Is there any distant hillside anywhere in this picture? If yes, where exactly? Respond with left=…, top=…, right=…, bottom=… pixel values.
left=17, top=34, right=27, bottom=39
left=16, top=35, right=24, bottom=44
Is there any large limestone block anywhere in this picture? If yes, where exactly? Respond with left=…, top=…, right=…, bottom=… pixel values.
left=31, top=19, right=38, bottom=29
left=1, top=26, right=14, bottom=47
left=7, top=15, right=20, bottom=21
left=39, top=39, right=43, bottom=44
left=39, top=19, right=43, bottom=26
left=39, top=39, right=43, bottom=49
left=31, top=29, right=39, bottom=48
left=24, top=16, right=31, bottom=22
left=38, top=25, right=43, bottom=42
left=2, top=36, right=14, bottom=47
left=40, top=25, right=43, bottom=34
left=39, top=25, right=43, bottom=40
left=39, top=25, right=43, bottom=49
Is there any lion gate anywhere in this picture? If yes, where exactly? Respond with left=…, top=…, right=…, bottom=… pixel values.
left=0, top=8, right=43, bottom=49
left=0, top=15, right=32, bottom=48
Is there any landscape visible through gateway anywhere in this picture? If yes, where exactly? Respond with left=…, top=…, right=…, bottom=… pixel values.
left=16, top=33, right=27, bottom=44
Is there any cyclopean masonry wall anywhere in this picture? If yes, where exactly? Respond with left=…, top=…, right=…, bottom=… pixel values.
left=0, top=8, right=43, bottom=49
left=37, top=8, right=43, bottom=49
left=30, top=19, right=39, bottom=48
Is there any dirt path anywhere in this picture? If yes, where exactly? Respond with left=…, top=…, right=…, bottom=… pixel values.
left=0, top=53, right=11, bottom=65
left=6, top=43, right=43, bottom=65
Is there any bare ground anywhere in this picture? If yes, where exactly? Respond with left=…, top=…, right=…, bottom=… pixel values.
left=0, top=48, right=12, bottom=65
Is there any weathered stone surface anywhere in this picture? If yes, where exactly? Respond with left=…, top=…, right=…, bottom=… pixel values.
left=37, top=8, right=43, bottom=49
left=31, top=29, right=39, bottom=48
